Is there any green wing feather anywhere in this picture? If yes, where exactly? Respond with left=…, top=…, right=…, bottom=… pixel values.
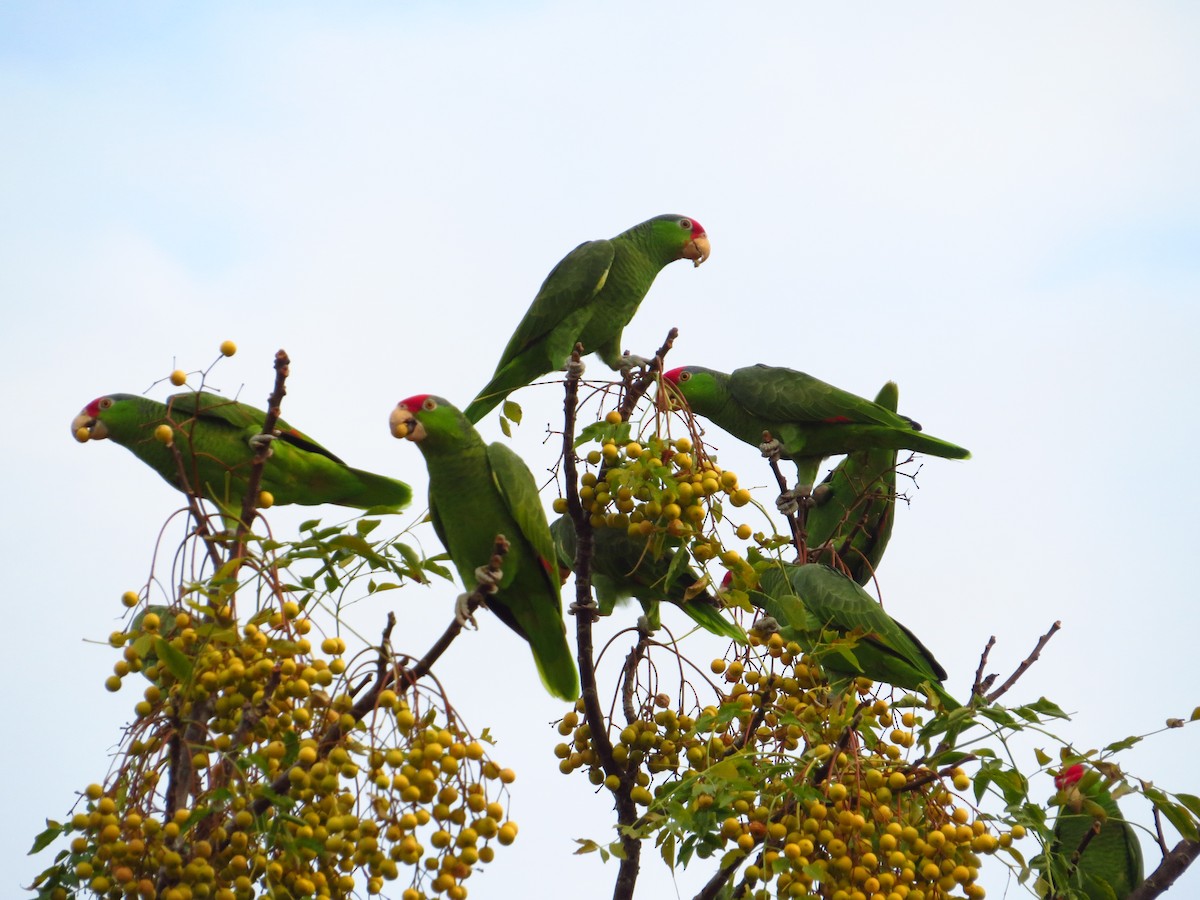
left=754, top=563, right=956, bottom=706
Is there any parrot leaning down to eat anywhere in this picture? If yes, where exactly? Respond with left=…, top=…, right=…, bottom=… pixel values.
left=661, top=364, right=969, bottom=513
left=72, top=392, right=412, bottom=515
left=1042, top=763, right=1144, bottom=900
left=804, top=382, right=901, bottom=585
left=389, top=395, right=579, bottom=701
left=742, top=562, right=958, bottom=709
left=463, top=214, right=711, bottom=424
left=549, top=515, right=746, bottom=642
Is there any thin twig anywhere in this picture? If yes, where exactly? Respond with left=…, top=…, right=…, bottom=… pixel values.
left=763, top=434, right=804, bottom=557
left=618, top=327, right=679, bottom=421
left=1128, top=838, right=1200, bottom=899
left=985, top=621, right=1061, bottom=704
left=972, top=635, right=996, bottom=700
left=234, top=350, right=290, bottom=555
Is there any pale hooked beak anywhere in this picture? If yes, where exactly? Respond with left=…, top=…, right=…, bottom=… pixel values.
left=71, top=411, right=107, bottom=443
left=389, top=405, right=426, bottom=442
left=683, top=233, right=711, bottom=268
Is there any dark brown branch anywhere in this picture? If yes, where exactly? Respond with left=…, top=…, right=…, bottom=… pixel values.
left=971, top=635, right=996, bottom=700
left=561, top=344, right=641, bottom=900
left=234, top=350, right=290, bottom=555
left=762, top=433, right=805, bottom=557
left=693, top=855, right=743, bottom=900
left=985, top=621, right=1061, bottom=704
left=617, top=327, right=679, bottom=421
left=1128, top=839, right=1200, bottom=899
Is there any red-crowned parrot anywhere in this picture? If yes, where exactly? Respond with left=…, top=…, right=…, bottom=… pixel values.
left=72, top=392, right=412, bottom=514
left=805, top=382, right=900, bottom=584
left=549, top=515, right=746, bottom=642
left=744, top=562, right=958, bottom=708
left=463, top=214, right=710, bottom=423
left=1041, top=763, right=1144, bottom=900
left=389, top=395, right=578, bottom=701
left=661, top=364, right=968, bottom=512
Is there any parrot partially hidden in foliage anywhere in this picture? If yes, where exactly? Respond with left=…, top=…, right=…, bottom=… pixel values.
left=463, top=214, right=711, bottom=423
left=804, top=382, right=901, bottom=584
left=72, top=392, right=412, bottom=515
left=744, top=562, right=958, bottom=708
left=549, top=515, right=746, bottom=642
left=389, top=395, right=579, bottom=701
left=1041, top=763, right=1144, bottom=900
left=661, top=365, right=969, bottom=512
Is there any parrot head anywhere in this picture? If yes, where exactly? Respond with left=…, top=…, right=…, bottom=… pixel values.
left=658, top=365, right=723, bottom=412
left=673, top=216, right=711, bottom=268
left=1054, top=764, right=1086, bottom=792
left=72, top=394, right=137, bottom=443
left=390, top=394, right=470, bottom=448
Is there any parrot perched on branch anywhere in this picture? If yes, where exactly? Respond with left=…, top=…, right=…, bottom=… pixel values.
left=71, top=392, right=412, bottom=514
left=390, top=395, right=578, bottom=701
left=463, top=214, right=711, bottom=423
left=661, top=364, right=968, bottom=510
left=804, top=382, right=901, bottom=584
left=549, top=515, right=745, bottom=642
left=745, top=562, right=958, bottom=708
left=1042, top=763, right=1144, bottom=900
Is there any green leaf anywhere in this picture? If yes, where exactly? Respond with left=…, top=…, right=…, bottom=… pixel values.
left=27, top=820, right=64, bottom=855
left=499, top=417, right=512, bottom=438
left=1175, top=792, right=1200, bottom=821
left=1147, top=790, right=1200, bottom=841
left=1034, top=747, right=1053, bottom=767
left=1021, top=697, right=1070, bottom=719
left=299, top=518, right=322, bottom=532
left=328, top=534, right=387, bottom=565
left=154, top=637, right=193, bottom=682
left=660, top=831, right=676, bottom=869
left=356, top=518, right=381, bottom=537
left=1103, top=734, right=1142, bottom=753
left=502, top=400, right=523, bottom=425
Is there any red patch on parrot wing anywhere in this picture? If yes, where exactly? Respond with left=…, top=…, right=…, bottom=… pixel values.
left=822, top=416, right=853, bottom=424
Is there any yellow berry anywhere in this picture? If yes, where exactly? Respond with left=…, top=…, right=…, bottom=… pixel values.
left=552, top=497, right=569, bottom=514
left=257, top=490, right=274, bottom=508
left=169, top=370, right=187, bottom=386
left=121, top=591, right=139, bottom=608
left=605, top=411, right=623, bottom=425
left=735, top=524, right=752, bottom=540
left=219, top=340, right=237, bottom=357
left=154, top=424, right=174, bottom=444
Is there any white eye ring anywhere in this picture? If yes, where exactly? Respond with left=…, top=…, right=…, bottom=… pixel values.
left=422, top=398, right=438, bottom=411
left=679, top=218, right=692, bottom=230
left=99, top=397, right=114, bottom=409
left=679, top=371, right=692, bottom=383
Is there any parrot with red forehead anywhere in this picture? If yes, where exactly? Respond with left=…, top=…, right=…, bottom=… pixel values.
left=661, top=365, right=968, bottom=511
left=390, top=394, right=578, bottom=701
left=71, top=392, right=411, bottom=514
left=1040, top=763, right=1144, bottom=899
left=463, top=214, right=711, bottom=423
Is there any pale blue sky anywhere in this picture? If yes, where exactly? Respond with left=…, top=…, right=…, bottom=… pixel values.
left=4, top=3, right=1199, bottom=898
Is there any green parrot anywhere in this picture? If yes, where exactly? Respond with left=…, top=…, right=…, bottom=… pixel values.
left=390, top=395, right=579, bottom=701
left=1041, top=763, right=1144, bottom=900
left=549, top=515, right=746, bottom=642
left=661, top=365, right=969, bottom=511
left=745, top=562, right=958, bottom=708
left=804, top=382, right=900, bottom=584
left=72, top=392, right=412, bottom=514
left=463, top=214, right=711, bottom=423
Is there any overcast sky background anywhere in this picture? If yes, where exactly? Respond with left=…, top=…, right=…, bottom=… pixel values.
left=4, top=4, right=1198, bottom=898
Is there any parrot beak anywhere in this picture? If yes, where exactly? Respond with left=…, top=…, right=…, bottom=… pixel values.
left=389, top=405, right=426, bottom=442
left=71, top=411, right=106, bottom=442
left=682, top=233, right=711, bottom=268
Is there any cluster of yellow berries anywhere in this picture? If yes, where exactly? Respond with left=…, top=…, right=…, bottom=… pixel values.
left=34, top=588, right=517, bottom=900
left=556, top=630, right=1021, bottom=899
left=556, top=412, right=753, bottom=554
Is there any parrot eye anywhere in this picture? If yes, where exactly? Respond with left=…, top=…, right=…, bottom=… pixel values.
left=422, top=398, right=438, bottom=411
left=678, top=218, right=692, bottom=231
left=99, top=397, right=113, bottom=410
left=678, top=370, right=692, bottom=383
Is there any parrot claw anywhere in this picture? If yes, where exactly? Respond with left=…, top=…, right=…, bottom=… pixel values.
left=776, top=483, right=814, bottom=517
left=473, top=564, right=503, bottom=591
left=563, top=356, right=586, bottom=377
left=618, top=353, right=651, bottom=374
left=454, top=592, right=482, bottom=629
left=568, top=600, right=601, bottom=622
left=759, top=436, right=784, bottom=459
left=248, top=433, right=277, bottom=455
left=750, top=615, right=780, bottom=641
